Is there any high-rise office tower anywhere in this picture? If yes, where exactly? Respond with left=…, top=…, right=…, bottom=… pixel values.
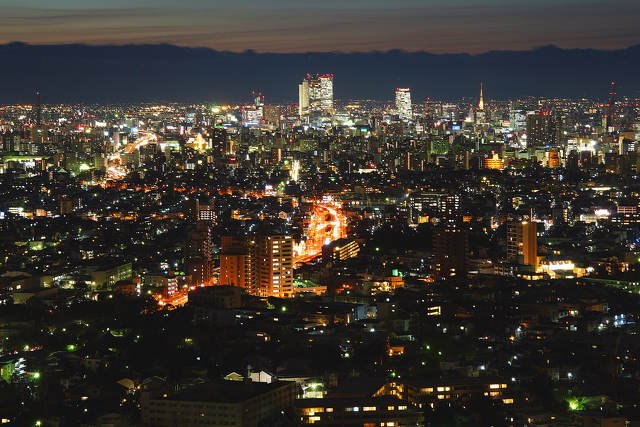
left=526, top=111, right=557, bottom=147
left=433, top=226, right=469, bottom=280
left=509, top=101, right=526, bottom=131
left=395, top=88, right=412, bottom=121
left=507, top=220, right=538, bottom=268
left=298, top=80, right=310, bottom=116
left=263, top=105, right=282, bottom=126
left=31, top=90, right=44, bottom=145
left=253, top=91, right=264, bottom=108
left=314, top=75, right=333, bottom=111
left=603, top=81, right=616, bottom=131
left=35, top=90, right=42, bottom=127
left=299, top=74, right=334, bottom=117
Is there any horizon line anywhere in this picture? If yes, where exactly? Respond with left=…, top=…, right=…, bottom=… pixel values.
left=3, top=40, right=640, bottom=57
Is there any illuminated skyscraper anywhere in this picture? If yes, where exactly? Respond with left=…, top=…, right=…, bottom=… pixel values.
left=526, top=111, right=557, bottom=147
left=35, top=90, right=41, bottom=126
left=317, top=74, right=333, bottom=111
left=298, top=74, right=333, bottom=117
left=298, top=79, right=309, bottom=116
left=395, top=88, right=412, bottom=121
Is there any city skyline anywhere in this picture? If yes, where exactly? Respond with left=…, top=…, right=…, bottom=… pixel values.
left=2, top=42, right=640, bottom=104
left=3, top=1, right=640, bottom=426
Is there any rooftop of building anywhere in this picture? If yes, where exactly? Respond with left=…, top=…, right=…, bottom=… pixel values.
left=157, top=380, right=293, bottom=403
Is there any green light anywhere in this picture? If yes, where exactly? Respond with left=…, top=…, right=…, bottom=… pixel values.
left=567, top=397, right=585, bottom=411
left=281, top=306, right=287, bottom=312
left=79, top=163, right=91, bottom=171
left=23, top=345, right=30, bottom=351
left=425, top=345, right=430, bottom=350
left=375, top=247, right=380, bottom=252
left=438, top=351, right=442, bottom=356
left=35, top=421, right=42, bottom=426
left=33, top=372, right=40, bottom=379
left=390, top=372, right=396, bottom=378
left=66, top=344, right=76, bottom=351
left=344, top=352, right=350, bottom=358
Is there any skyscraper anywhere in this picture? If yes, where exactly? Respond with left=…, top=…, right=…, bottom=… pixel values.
left=395, top=88, right=412, bottom=121
left=298, top=79, right=309, bottom=117
left=316, top=74, right=333, bottom=111
left=298, top=74, right=333, bottom=117
left=35, top=90, right=42, bottom=127
left=526, top=111, right=557, bottom=147
left=603, top=81, right=616, bottom=131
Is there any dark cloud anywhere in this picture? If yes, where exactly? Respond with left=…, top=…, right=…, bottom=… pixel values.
left=0, top=1, right=639, bottom=53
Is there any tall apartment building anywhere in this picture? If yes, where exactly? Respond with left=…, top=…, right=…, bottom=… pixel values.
left=409, top=192, right=460, bottom=222
left=185, top=222, right=214, bottom=286
left=219, top=234, right=293, bottom=298
left=256, top=234, right=293, bottom=298
left=219, top=235, right=256, bottom=291
left=322, top=238, right=360, bottom=262
left=433, top=226, right=469, bottom=280
left=507, top=220, right=538, bottom=268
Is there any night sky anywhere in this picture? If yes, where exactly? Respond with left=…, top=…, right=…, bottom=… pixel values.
left=2, top=0, right=640, bottom=53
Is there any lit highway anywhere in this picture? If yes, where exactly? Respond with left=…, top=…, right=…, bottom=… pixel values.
left=106, top=131, right=158, bottom=180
